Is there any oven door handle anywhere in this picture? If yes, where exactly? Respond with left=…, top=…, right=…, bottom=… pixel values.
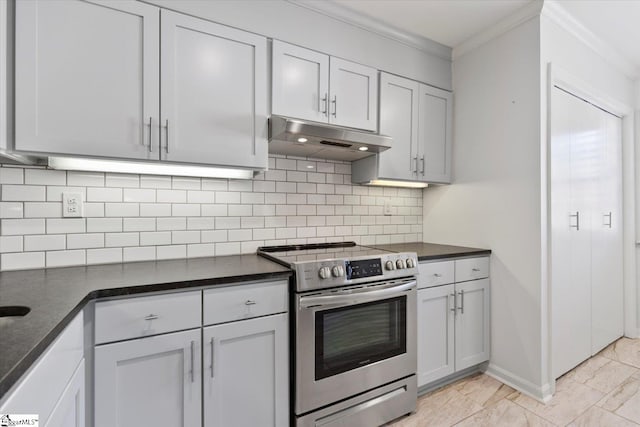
left=299, top=280, right=416, bottom=309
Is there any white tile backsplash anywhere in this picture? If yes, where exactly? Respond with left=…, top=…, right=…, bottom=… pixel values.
left=0, top=157, right=422, bottom=271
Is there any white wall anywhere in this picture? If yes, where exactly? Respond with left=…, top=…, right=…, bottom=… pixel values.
left=148, top=0, right=452, bottom=90
left=540, top=9, right=638, bottom=387
left=422, top=17, right=545, bottom=399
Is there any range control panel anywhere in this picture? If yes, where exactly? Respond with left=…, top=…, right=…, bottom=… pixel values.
left=297, top=252, right=418, bottom=292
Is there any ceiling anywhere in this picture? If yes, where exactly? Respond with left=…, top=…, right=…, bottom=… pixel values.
left=330, top=0, right=640, bottom=74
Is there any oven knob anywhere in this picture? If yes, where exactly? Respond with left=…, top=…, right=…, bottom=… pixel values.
left=318, top=266, right=331, bottom=279
left=332, top=265, right=344, bottom=277
left=385, top=260, right=395, bottom=271
left=406, top=258, right=415, bottom=268
left=396, top=259, right=406, bottom=269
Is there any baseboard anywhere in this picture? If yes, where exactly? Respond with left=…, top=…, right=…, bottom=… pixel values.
left=485, top=363, right=552, bottom=403
left=417, top=365, right=484, bottom=396
left=625, top=328, right=640, bottom=339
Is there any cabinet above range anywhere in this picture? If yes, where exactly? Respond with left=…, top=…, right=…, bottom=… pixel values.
left=272, top=40, right=378, bottom=132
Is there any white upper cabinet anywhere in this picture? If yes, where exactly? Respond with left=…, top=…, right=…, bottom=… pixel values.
left=418, top=84, right=453, bottom=183
left=160, top=11, right=267, bottom=168
left=377, top=73, right=420, bottom=181
left=15, top=0, right=159, bottom=160
left=352, top=73, right=452, bottom=184
left=272, top=41, right=329, bottom=124
left=14, top=1, right=267, bottom=171
left=272, top=40, right=377, bottom=131
left=328, top=57, right=378, bottom=131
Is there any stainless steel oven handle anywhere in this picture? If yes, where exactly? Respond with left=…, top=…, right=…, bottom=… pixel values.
left=299, top=280, right=416, bottom=309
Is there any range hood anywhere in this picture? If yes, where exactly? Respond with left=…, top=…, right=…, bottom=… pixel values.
left=268, top=115, right=392, bottom=161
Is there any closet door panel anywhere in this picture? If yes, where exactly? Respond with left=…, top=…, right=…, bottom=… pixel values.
left=551, top=87, right=592, bottom=378
left=591, top=108, right=623, bottom=354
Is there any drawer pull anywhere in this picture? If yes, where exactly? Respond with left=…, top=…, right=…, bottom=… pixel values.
left=434, top=273, right=442, bottom=278
left=210, top=337, right=215, bottom=378
left=190, top=340, right=195, bottom=383
left=245, top=300, right=257, bottom=306
left=144, top=314, right=159, bottom=321
left=472, top=268, right=481, bottom=272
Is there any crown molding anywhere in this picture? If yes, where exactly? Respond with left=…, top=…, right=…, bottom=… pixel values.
left=453, top=0, right=544, bottom=60
left=541, top=1, right=638, bottom=79
left=286, top=0, right=452, bottom=61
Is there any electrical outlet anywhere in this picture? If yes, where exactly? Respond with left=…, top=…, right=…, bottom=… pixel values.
left=383, top=200, right=393, bottom=216
left=63, top=192, right=84, bottom=218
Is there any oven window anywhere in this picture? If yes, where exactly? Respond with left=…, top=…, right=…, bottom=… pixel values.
left=315, top=296, right=406, bottom=380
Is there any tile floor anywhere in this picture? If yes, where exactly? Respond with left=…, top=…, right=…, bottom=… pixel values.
left=389, top=337, right=640, bottom=426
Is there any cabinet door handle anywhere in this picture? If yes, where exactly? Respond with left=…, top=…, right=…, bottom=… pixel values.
left=604, top=212, right=612, bottom=228
left=144, top=314, right=159, bottom=321
left=163, top=119, right=169, bottom=154
left=570, top=211, right=580, bottom=230
left=210, top=337, right=215, bottom=378
left=420, top=156, right=425, bottom=174
left=450, top=292, right=457, bottom=313
left=458, top=290, right=465, bottom=314
left=146, top=117, right=153, bottom=152
left=321, top=93, right=328, bottom=116
left=245, top=300, right=257, bottom=306
left=331, top=95, right=337, bottom=117
left=413, top=157, right=418, bottom=174
left=190, top=340, right=195, bottom=383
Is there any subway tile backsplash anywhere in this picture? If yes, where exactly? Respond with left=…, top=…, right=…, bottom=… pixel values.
left=0, top=156, right=423, bottom=271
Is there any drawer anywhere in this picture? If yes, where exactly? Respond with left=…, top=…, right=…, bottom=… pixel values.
left=95, top=290, right=201, bottom=344
left=203, top=280, right=288, bottom=325
left=455, top=257, right=490, bottom=282
left=418, top=260, right=454, bottom=289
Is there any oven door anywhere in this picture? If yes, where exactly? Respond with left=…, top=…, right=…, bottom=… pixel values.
left=295, top=278, right=417, bottom=415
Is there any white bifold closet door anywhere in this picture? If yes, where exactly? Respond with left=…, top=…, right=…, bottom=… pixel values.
left=551, top=86, right=623, bottom=379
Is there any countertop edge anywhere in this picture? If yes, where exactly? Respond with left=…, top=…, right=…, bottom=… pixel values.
left=0, top=270, right=291, bottom=400
left=417, top=249, right=492, bottom=261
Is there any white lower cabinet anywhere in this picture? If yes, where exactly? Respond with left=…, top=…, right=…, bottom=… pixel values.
left=203, top=314, right=288, bottom=427
left=0, top=312, right=84, bottom=426
left=93, top=280, right=289, bottom=426
left=417, top=259, right=490, bottom=389
left=417, top=284, right=455, bottom=386
left=94, top=329, right=202, bottom=427
left=45, top=359, right=85, bottom=427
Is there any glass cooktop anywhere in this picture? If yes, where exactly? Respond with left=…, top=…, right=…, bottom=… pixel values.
left=258, top=242, right=393, bottom=265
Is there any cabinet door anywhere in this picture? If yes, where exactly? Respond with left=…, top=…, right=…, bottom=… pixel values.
left=95, top=329, right=201, bottom=427
left=377, top=73, right=420, bottom=181
left=454, top=279, right=490, bottom=371
left=417, top=284, right=455, bottom=387
left=272, top=40, right=329, bottom=123
left=15, top=0, right=160, bottom=159
left=203, top=314, right=288, bottom=427
left=329, top=57, right=378, bottom=131
left=160, top=10, right=267, bottom=168
left=45, top=360, right=85, bottom=427
left=417, top=84, right=452, bottom=183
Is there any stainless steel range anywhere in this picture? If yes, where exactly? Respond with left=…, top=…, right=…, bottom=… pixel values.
left=258, top=242, right=418, bottom=427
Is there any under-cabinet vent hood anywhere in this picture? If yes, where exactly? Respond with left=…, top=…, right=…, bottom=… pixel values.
left=268, top=115, right=392, bottom=161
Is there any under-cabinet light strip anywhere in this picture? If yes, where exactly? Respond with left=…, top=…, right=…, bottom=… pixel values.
left=47, top=157, right=256, bottom=179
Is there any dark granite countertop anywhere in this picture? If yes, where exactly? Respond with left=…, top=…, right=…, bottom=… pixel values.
left=0, top=255, right=291, bottom=399
left=369, top=242, right=491, bottom=261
